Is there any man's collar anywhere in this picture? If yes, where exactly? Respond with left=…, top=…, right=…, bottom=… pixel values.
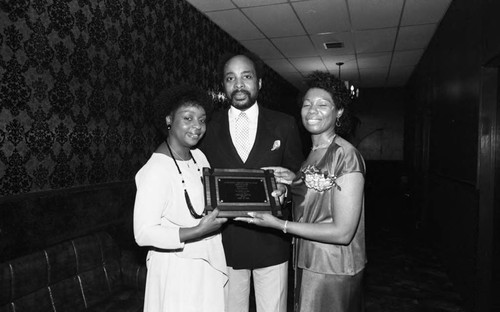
left=229, top=103, right=259, bottom=121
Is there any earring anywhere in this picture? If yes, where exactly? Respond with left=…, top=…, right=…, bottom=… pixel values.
left=335, top=117, right=341, bottom=127
left=167, top=124, right=171, bottom=130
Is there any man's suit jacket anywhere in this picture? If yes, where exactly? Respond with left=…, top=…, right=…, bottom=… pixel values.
left=199, top=105, right=304, bottom=269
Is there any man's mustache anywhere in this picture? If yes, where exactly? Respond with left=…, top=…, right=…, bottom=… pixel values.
left=230, top=89, right=251, bottom=99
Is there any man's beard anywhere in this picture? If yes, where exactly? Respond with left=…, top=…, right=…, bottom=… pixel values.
left=229, top=89, right=257, bottom=110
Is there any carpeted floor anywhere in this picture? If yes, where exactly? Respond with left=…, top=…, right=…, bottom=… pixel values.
left=364, top=226, right=466, bottom=312
left=249, top=225, right=466, bottom=312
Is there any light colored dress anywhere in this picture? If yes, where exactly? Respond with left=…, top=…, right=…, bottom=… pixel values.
left=292, top=135, right=366, bottom=312
left=134, top=149, right=227, bottom=312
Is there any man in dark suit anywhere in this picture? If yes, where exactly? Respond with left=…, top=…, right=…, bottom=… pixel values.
left=199, top=53, right=303, bottom=312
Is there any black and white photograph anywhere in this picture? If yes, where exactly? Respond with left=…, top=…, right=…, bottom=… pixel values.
left=1, top=0, right=498, bottom=311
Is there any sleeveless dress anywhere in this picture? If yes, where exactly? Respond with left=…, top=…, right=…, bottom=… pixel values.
left=292, top=136, right=366, bottom=312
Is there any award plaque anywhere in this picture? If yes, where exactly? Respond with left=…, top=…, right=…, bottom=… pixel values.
left=203, top=168, right=282, bottom=218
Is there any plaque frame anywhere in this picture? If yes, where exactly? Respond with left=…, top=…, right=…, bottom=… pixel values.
left=203, top=168, right=281, bottom=218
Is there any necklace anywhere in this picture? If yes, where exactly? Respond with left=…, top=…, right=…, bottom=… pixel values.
left=165, top=140, right=204, bottom=219
left=169, top=145, right=188, bottom=161
left=169, top=143, right=191, bottom=166
left=311, top=134, right=337, bottom=151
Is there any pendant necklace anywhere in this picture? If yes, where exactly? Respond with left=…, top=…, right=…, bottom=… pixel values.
left=169, top=144, right=191, bottom=168
left=165, top=140, right=204, bottom=219
left=311, top=134, right=337, bottom=151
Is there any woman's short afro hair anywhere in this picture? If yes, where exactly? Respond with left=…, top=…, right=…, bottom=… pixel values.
left=152, top=84, right=213, bottom=138
left=303, top=71, right=358, bottom=138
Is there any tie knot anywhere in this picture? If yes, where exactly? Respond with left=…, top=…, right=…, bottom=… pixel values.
left=238, top=112, right=248, bottom=121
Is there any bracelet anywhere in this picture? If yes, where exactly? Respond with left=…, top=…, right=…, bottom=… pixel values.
left=282, top=220, right=288, bottom=234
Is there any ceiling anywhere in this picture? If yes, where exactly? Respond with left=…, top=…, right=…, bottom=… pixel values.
left=184, top=0, right=452, bottom=91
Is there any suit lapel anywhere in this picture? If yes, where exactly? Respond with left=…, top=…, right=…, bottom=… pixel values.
left=218, top=110, right=246, bottom=165
left=245, top=107, right=271, bottom=167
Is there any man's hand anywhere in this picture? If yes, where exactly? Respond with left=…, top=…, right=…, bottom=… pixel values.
left=271, top=183, right=287, bottom=205
left=261, top=166, right=296, bottom=184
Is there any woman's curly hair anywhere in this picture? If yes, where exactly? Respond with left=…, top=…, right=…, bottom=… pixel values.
left=303, top=71, right=359, bottom=138
left=152, top=84, right=214, bottom=138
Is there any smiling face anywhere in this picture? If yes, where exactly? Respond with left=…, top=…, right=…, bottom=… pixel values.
left=222, top=55, right=262, bottom=110
left=167, top=103, right=207, bottom=149
left=301, top=87, right=343, bottom=136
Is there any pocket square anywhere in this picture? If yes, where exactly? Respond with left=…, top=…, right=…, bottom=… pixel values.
left=271, top=140, right=281, bottom=151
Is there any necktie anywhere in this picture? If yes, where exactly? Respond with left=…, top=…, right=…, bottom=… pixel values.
left=235, top=112, right=250, bottom=162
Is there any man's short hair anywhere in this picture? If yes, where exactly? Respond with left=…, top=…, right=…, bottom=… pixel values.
left=217, top=51, right=264, bottom=81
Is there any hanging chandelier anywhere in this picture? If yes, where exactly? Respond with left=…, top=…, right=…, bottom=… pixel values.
left=336, top=62, right=359, bottom=99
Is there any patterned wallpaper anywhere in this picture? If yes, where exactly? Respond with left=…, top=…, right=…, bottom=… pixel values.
left=0, top=0, right=298, bottom=196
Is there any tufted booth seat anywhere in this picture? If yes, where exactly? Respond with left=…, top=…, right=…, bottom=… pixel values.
left=0, top=232, right=146, bottom=312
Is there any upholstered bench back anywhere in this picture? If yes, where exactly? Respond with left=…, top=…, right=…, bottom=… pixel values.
left=0, top=232, right=124, bottom=312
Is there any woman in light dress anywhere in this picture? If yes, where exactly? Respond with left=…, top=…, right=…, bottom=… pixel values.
left=134, top=85, right=227, bottom=312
